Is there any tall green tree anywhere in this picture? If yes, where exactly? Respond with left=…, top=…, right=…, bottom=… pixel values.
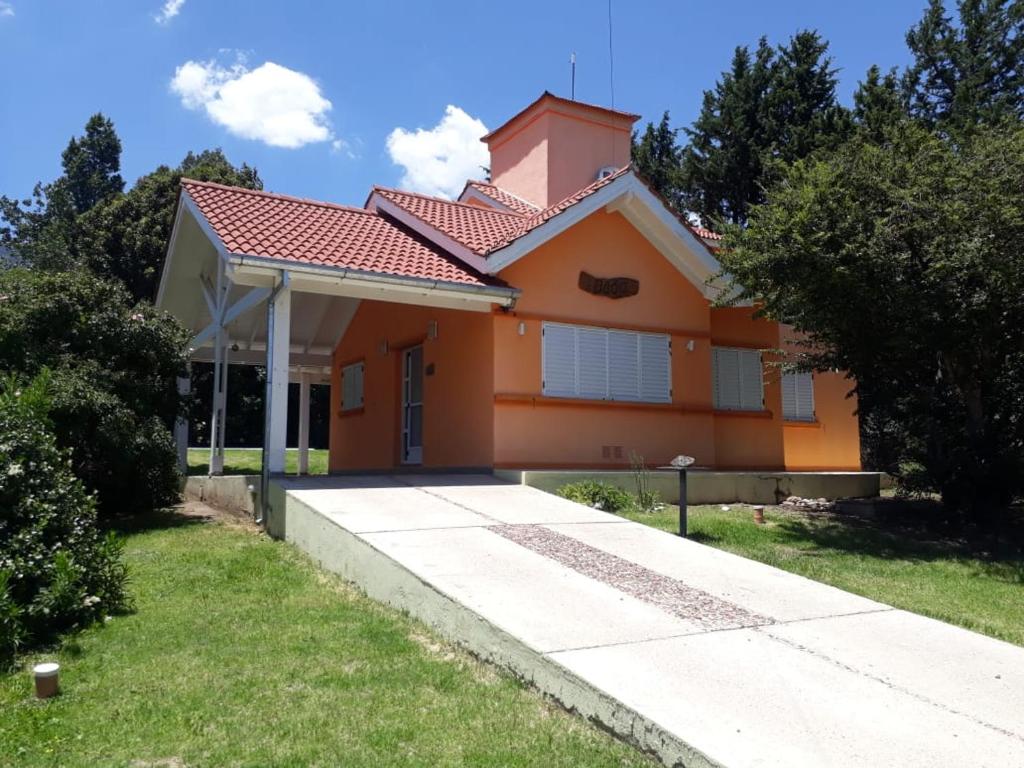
left=0, top=113, right=124, bottom=270
left=680, top=38, right=776, bottom=226
left=61, top=114, right=124, bottom=214
left=853, top=65, right=907, bottom=142
left=680, top=31, right=849, bottom=226
left=903, top=0, right=1024, bottom=130
left=718, top=122, right=1024, bottom=520
left=631, top=112, right=683, bottom=209
left=766, top=30, right=852, bottom=163
left=78, top=149, right=262, bottom=302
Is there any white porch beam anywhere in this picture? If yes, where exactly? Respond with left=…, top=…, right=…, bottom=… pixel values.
left=190, top=286, right=271, bottom=349
left=265, top=279, right=292, bottom=474
left=297, top=372, right=311, bottom=475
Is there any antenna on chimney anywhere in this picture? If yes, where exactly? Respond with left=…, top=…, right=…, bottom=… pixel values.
left=607, top=0, right=615, bottom=108
left=570, top=52, right=576, bottom=100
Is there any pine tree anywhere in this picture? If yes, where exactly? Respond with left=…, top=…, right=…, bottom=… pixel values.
left=903, top=0, right=1024, bottom=130
left=853, top=65, right=907, bottom=142
left=61, top=114, right=124, bottom=214
left=766, top=30, right=852, bottom=163
left=631, top=112, right=682, bottom=209
left=679, top=39, right=775, bottom=226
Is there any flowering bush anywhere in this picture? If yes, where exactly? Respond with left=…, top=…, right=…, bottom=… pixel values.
left=0, top=268, right=191, bottom=516
left=0, top=374, right=129, bottom=668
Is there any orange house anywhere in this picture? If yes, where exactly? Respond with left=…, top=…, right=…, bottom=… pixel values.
left=334, top=93, right=859, bottom=473
left=159, top=92, right=861, bottom=476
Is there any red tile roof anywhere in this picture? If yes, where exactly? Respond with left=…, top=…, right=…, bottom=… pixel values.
left=462, top=180, right=541, bottom=214
left=181, top=179, right=499, bottom=288
left=376, top=166, right=633, bottom=257
left=372, top=186, right=526, bottom=256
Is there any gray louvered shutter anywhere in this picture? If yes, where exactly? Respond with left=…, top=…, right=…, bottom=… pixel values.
left=542, top=323, right=577, bottom=397
left=738, top=349, right=764, bottom=410
left=639, top=333, right=671, bottom=403
left=608, top=330, right=639, bottom=400
left=577, top=327, right=608, bottom=399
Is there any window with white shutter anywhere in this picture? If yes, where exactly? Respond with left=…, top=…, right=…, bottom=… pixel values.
left=341, top=362, right=364, bottom=411
left=712, top=347, right=764, bottom=411
left=782, top=371, right=815, bottom=422
left=542, top=322, right=671, bottom=403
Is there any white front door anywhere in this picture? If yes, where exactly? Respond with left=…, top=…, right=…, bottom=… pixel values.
left=402, top=345, right=424, bottom=464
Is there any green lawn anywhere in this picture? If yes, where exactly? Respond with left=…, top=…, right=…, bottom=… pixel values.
left=187, top=447, right=329, bottom=476
left=0, top=517, right=652, bottom=767
left=621, top=504, right=1024, bottom=646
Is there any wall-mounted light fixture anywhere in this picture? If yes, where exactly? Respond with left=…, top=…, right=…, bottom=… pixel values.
left=517, top=321, right=526, bottom=336
left=427, top=320, right=438, bottom=340
left=686, top=339, right=695, bottom=352
left=379, top=339, right=390, bottom=356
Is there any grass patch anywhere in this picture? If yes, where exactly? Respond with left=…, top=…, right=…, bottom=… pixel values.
left=1, top=518, right=652, bottom=767
left=187, top=447, right=328, bottom=476
left=620, top=504, right=1024, bottom=646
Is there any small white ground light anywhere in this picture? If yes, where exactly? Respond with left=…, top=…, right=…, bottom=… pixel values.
left=32, top=662, right=60, bottom=699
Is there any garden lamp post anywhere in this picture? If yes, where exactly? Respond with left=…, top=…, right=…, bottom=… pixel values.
left=660, top=455, right=695, bottom=538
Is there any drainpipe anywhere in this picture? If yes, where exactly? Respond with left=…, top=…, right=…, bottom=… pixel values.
left=257, top=272, right=290, bottom=526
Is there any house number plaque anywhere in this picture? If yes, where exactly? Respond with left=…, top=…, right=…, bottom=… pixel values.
left=578, top=271, right=639, bottom=299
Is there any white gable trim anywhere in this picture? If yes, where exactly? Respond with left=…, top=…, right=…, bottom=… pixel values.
left=367, top=192, right=491, bottom=274
left=484, top=172, right=724, bottom=299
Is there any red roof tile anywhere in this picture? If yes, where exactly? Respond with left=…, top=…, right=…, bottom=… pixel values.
left=372, top=186, right=526, bottom=256
left=691, top=224, right=722, bottom=241
left=181, top=179, right=499, bottom=288
left=463, top=180, right=541, bottom=215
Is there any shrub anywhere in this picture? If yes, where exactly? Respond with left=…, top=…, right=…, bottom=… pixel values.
left=0, top=374, right=130, bottom=667
left=0, top=268, right=191, bottom=516
left=557, top=481, right=635, bottom=513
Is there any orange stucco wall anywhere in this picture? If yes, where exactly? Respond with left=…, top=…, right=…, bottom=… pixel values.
left=489, top=104, right=632, bottom=208
left=328, top=208, right=861, bottom=472
left=493, top=209, right=717, bottom=468
left=329, top=302, right=494, bottom=472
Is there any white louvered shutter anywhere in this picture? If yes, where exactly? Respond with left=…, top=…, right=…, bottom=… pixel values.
left=608, top=330, right=639, bottom=400
left=542, top=324, right=577, bottom=397
left=639, top=333, right=671, bottom=403
left=738, top=350, right=764, bottom=410
left=712, top=348, right=740, bottom=409
left=783, top=371, right=815, bottom=421
left=576, top=327, right=608, bottom=398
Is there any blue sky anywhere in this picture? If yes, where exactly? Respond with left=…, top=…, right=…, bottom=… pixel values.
left=0, top=0, right=927, bottom=206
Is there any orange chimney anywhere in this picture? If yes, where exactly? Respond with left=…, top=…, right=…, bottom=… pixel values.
left=483, top=92, right=639, bottom=208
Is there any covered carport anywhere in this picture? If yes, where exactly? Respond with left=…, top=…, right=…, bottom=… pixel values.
left=156, top=180, right=516, bottom=512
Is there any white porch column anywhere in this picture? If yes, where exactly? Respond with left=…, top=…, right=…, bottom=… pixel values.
left=217, top=343, right=230, bottom=460
left=266, top=283, right=291, bottom=474
left=298, top=371, right=311, bottom=475
left=175, top=374, right=190, bottom=473
left=208, top=330, right=225, bottom=475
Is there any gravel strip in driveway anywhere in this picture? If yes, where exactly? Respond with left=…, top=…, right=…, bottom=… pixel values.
left=491, top=524, right=773, bottom=631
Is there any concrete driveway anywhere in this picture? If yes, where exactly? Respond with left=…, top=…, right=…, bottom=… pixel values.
left=271, top=474, right=1024, bottom=768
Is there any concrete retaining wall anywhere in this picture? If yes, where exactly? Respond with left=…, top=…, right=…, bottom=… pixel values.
left=493, top=469, right=881, bottom=505
left=184, top=475, right=260, bottom=516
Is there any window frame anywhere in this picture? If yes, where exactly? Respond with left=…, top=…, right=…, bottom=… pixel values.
left=540, top=321, right=672, bottom=404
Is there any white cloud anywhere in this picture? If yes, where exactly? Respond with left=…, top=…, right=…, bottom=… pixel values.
left=0, top=2, right=14, bottom=18
left=170, top=58, right=333, bottom=148
left=386, top=105, right=489, bottom=198
left=154, top=0, right=185, bottom=24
